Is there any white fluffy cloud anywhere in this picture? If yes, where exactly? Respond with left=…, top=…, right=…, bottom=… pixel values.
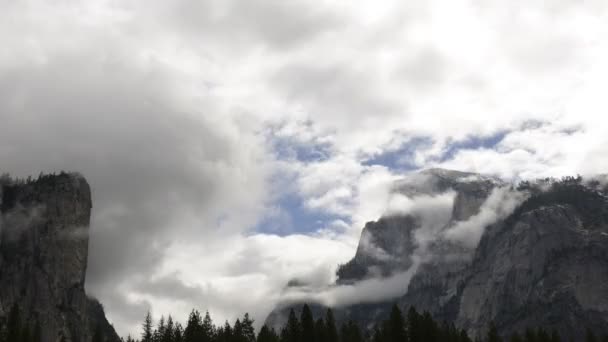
left=1, top=0, right=608, bottom=337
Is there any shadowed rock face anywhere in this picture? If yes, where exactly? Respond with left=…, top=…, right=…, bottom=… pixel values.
left=266, top=170, right=608, bottom=340
left=0, top=173, right=119, bottom=342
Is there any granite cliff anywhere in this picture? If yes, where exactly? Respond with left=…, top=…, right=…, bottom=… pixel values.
left=0, top=172, right=119, bottom=342
left=266, top=169, right=608, bottom=340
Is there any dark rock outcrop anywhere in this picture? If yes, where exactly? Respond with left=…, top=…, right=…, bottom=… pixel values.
left=0, top=173, right=119, bottom=342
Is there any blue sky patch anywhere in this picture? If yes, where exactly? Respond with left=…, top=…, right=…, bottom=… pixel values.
left=254, top=192, right=347, bottom=236
left=440, top=130, right=508, bottom=162
left=362, top=136, right=433, bottom=171
left=272, top=136, right=333, bottom=162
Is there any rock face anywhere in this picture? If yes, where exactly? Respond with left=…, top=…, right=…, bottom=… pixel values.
left=265, top=169, right=608, bottom=340
left=456, top=179, right=608, bottom=339
left=0, top=173, right=119, bottom=342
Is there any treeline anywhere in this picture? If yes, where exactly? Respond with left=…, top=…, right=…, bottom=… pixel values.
left=0, top=304, right=41, bottom=342
left=0, top=304, right=104, bottom=342
left=0, top=171, right=73, bottom=186
left=127, top=304, right=608, bottom=342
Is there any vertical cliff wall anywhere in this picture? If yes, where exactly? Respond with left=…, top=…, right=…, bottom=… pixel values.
left=0, top=172, right=119, bottom=342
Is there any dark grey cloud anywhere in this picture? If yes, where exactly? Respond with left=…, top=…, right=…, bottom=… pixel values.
left=0, top=32, right=271, bottom=333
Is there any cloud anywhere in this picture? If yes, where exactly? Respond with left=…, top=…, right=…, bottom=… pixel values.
left=443, top=187, right=527, bottom=248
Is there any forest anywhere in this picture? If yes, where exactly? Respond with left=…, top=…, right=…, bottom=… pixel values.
left=3, top=302, right=607, bottom=342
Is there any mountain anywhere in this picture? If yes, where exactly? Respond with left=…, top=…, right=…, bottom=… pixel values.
left=265, top=169, right=608, bottom=340
left=0, top=172, right=119, bottom=342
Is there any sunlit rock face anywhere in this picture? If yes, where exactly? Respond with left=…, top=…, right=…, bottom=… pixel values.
left=0, top=173, right=119, bottom=342
left=266, top=170, right=608, bottom=341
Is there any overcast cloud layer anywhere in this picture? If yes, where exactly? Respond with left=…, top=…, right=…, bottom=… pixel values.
left=2, top=0, right=608, bottom=336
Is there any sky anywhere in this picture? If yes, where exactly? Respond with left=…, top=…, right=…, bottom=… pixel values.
left=1, top=0, right=608, bottom=337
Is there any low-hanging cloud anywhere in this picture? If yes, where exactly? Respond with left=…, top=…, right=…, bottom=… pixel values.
left=443, top=187, right=528, bottom=248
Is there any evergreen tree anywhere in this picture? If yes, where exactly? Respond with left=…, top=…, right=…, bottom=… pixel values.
left=280, top=308, right=300, bottom=342
left=154, top=316, right=166, bottom=342
left=407, top=306, right=421, bottom=342
left=314, top=318, right=327, bottom=342
left=257, top=326, right=279, bottom=342
left=142, top=312, right=154, bottom=342
left=549, top=330, right=561, bottom=342
left=241, top=313, right=256, bottom=342
left=386, top=304, right=407, bottom=342
left=216, top=321, right=232, bottom=342
left=339, top=320, right=363, bottom=342
left=162, top=316, right=175, bottom=342
left=174, top=323, right=184, bottom=342
left=7, top=304, right=21, bottom=342
left=420, top=311, right=438, bottom=342
left=201, top=311, right=215, bottom=342
left=20, top=325, right=31, bottom=342
left=487, top=321, right=502, bottom=342
left=234, top=318, right=244, bottom=342
left=587, top=329, right=598, bottom=342
left=184, top=310, right=202, bottom=342
left=32, top=321, right=41, bottom=342
left=459, top=329, right=472, bottom=342
left=324, top=309, right=338, bottom=342
left=524, top=328, right=537, bottom=342
left=371, top=326, right=384, bottom=342
left=509, top=332, right=523, bottom=342
left=537, top=328, right=550, bottom=342
left=300, top=305, right=315, bottom=342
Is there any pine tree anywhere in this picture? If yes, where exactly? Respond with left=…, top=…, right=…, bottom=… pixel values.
left=387, top=304, right=407, bottom=342
left=324, top=309, right=338, bottom=342
left=281, top=308, right=300, bottom=342
left=7, top=304, right=21, bottom=342
left=162, top=316, right=175, bottom=342
left=184, top=310, right=202, bottom=342
left=420, top=311, right=438, bottom=342
left=300, top=305, right=315, bottom=342
left=155, top=316, right=166, bottom=342
left=257, top=326, right=279, bottom=342
left=216, top=321, right=232, bottom=342
left=32, top=321, right=41, bottom=342
left=407, top=306, right=421, bottom=342
left=486, top=321, right=502, bottom=342
left=174, top=323, right=184, bottom=342
left=339, top=320, right=363, bottom=342
left=234, top=318, right=244, bottom=342
left=524, top=328, right=537, bottom=342
left=509, top=332, right=523, bottom=342
left=587, top=329, right=598, bottom=342
left=201, top=311, right=215, bottom=342
left=314, top=318, right=327, bottom=342
left=142, top=312, right=154, bottom=342
left=241, top=313, right=256, bottom=342
left=549, top=330, right=561, bottom=342
left=20, top=325, right=31, bottom=342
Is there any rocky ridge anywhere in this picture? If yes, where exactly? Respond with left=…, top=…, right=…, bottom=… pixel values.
left=266, top=169, right=608, bottom=340
left=0, top=172, right=119, bottom=342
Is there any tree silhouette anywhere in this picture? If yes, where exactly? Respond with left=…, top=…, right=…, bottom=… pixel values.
left=300, top=305, right=315, bottom=342
left=142, top=311, right=154, bottom=342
